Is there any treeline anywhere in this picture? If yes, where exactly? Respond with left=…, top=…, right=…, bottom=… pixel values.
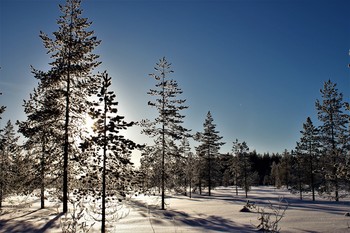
left=139, top=79, right=350, bottom=202
left=0, top=0, right=349, bottom=232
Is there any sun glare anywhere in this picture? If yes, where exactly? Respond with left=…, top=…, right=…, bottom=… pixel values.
left=84, top=114, right=95, bottom=134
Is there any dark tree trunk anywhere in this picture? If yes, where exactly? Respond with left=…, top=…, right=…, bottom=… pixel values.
left=101, top=95, right=107, bottom=233
left=63, top=69, right=70, bottom=214
left=40, top=143, right=45, bottom=209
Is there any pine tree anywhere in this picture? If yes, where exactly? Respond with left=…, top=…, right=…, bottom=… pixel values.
left=80, top=71, right=140, bottom=232
left=139, top=145, right=162, bottom=193
left=0, top=121, right=20, bottom=209
left=179, top=137, right=192, bottom=196
left=195, top=111, right=225, bottom=196
left=35, top=0, right=101, bottom=212
left=279, top=149, right=293, bottom=189
left=141, top=57, right=188, bottom=209
left=231, top=154, right=240, bottom=196
left=232, top=139, right=251, bottom=198
left=17, top=81, right=62, bottom=209
left=315, top=80, right=349, bottom=201
left=293, top=146, right=305, bottom=200
left=270, top=161, right=281, bottom=188
left=298, top=117, right=320, bottom=201
left=185, top=151, right=195, bottom=198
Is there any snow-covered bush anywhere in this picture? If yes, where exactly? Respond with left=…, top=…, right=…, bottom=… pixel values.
left=251, top=197, right=289, bottom=232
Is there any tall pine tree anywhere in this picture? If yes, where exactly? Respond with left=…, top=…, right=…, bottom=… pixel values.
left=141, top=57, right=188, bottom=209
left=315, top=80, right=349, bottom=201
left=80, top=71, right=140, bottom=232
left=34, top=0, right=101, bottom=212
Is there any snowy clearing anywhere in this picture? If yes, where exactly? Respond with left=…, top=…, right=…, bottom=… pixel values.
left=1, top=186, right=350, bottom=232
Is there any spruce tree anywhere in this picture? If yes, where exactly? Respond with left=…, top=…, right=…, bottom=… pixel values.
left=141, top=57, right=188, bottom=209
left=195, top=111, right=225, bottom=196
left=315, top=80, right=349, bottom=201
left=35, top=0, right=101, bottom=212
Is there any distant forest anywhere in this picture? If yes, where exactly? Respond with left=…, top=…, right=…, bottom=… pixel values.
left=0, top=0, right=349, bottom=232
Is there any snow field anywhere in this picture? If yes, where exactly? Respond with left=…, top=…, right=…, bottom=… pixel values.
left=1, top=186, right=349, bottom=232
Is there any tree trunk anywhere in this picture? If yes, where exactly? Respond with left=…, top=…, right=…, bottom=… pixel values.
left=161, top=71, right=166, bottom=210
left=0, top=152, right=3, bottom=209
left=310, top=152, right=315, bottom=201
left=101, top=95, right=107, bottom=233
left=40, top=147, right=45, bottom=209
left=208, top=147, right=211, bottom=196
left=235, top=173, right=238, bottom=196
left=244, top=158, right=248, bottom=198
left=0, top=182, right=3, bottom=209
left=63, top=70, right=70, bottom=213
left=298, top=168, right=302, bottom=200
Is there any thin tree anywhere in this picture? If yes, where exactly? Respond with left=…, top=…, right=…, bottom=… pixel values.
left=80, top=72, right=140, bottom=232
left=141, top=57, right=188, bottom=209
left=271, top=161, right=281, bottom=188
left=315, top=80, right=349, bottom=201
left=0, top=121, right=19, bottom=209
left=37, top=0, right=101, bottom=212
left=279, top=149, right=293, bottom=189
left=0, top=83, right=6, bottom=209
left=293, top=146, right=305, bottom=200
left=195, top=111, right=225, bottom=196
left=232, top=139, right=250, bottom=198
left=179, top=137, right=191, bottom=196
left=18, top=81, right=62, bottom=209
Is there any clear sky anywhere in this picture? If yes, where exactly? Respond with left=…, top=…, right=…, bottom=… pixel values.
left=0, top=0, right=349, bottom=164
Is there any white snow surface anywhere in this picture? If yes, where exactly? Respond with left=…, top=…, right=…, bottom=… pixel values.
left=1, top=186, right=350, bottom=232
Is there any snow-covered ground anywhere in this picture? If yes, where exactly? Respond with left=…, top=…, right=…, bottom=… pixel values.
left=1, top=186, right=349, bottom=232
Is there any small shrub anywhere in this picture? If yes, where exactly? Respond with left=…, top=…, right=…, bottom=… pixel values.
left=60, top=198, right=94, bottom=233
left=251, top=197, right=289, bottom=233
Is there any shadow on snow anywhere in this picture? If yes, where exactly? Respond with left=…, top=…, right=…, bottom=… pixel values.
left=0, top=209, right=63, bottom=233
left=128, top=198, right=255, bottom=233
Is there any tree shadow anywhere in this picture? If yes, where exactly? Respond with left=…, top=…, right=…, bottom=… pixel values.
left=40, top=212, right=64, bottom=232
left=0, top=210, right=63, bottom=233
left=128, top=198, right=256, bottom=232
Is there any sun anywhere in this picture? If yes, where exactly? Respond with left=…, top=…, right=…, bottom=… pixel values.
left=83, top=114, right=96, bottom=135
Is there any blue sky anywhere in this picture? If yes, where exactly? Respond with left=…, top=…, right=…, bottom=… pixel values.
left=0, top=0, right=349, bottom=163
